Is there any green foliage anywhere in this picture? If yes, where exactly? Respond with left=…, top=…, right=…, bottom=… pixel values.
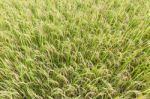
left=0, top=0, right=150, bottom=98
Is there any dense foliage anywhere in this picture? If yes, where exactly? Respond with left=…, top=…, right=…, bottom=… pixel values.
left=0, top=0, right=150, bottom=98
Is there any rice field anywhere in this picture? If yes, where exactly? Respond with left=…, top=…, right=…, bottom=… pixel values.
left=0, top=0, right=150, bottom=98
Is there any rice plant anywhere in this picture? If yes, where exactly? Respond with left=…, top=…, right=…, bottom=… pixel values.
left=0, top=0, right=150, bottom=98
